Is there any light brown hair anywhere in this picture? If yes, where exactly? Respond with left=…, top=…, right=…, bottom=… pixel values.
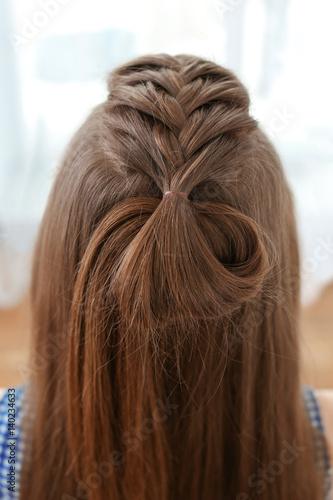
left=21, top=53, right=325, bottom=499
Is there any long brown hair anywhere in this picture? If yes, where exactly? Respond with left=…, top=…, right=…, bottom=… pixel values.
left=21, top=53, right=326, bottom=499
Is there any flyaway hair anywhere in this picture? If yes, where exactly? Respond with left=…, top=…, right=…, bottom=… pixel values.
left=21, top=54, right=326, bottom=500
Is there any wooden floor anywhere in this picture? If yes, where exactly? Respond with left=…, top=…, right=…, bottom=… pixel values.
left=301, top=281, right=333, bottom=389
left=0, top=284, right=332, bottom=389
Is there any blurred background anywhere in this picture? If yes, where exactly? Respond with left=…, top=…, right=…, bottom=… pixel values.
left=0, top=0, right=332, bottom=388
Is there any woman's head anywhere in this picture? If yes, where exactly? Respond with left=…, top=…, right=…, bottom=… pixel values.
left=22, top=54, right=324, bottom=499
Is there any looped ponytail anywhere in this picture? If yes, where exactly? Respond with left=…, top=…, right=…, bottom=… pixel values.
left=114, top=195, right=271, bottom=330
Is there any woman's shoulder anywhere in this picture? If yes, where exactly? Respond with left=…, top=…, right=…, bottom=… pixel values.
left=0, top=384, right=26, bottom=497
left=0, top=384, right=25, bottom=436
left=315, top=389, right=333, bottom=463
left=0, top=385, right=25, bottom=405
left=302, top=386, right=333, bottom=498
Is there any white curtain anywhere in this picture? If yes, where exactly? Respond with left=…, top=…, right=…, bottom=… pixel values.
left=0, top=0, right=332, bottom=307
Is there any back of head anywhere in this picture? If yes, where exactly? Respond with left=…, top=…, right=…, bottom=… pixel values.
left=22, top=54, right=325, bottom=499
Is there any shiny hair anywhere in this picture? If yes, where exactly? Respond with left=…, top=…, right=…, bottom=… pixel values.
left=21, top=53, right=325, bottom=499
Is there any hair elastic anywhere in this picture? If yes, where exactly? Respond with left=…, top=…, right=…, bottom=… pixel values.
left=163, top=190, right=188, bottom=200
